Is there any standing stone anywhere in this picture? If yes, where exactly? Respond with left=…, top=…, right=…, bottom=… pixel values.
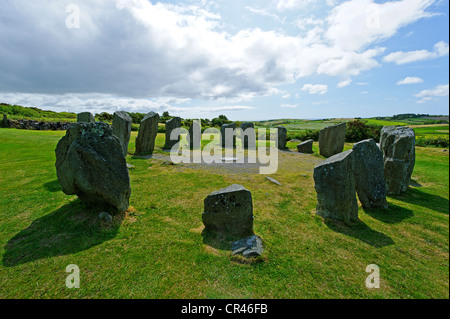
left=164, top=117, right=182, bottom=150
left=77, top=112, right=95, bottom=123
left=55, top=122, right=131, bottom=213
left=276, top=126, right=287, bottom=150
left=313, top=150, right=358, bottom=224
left=188, top=121, right=202, bottom=150
left=319, top=123, right=346, bottom=158
left=221, top=123, right=236, bottom=148
left=380, top=126, right=416, bottom=195
left=112, top=111, right=132, bottom=156
left=1, top=114, right=9, bottom=128
left=297, top=139, right=314, bottom=153
left=135, top=112, right=160, bottom=155
left=241, top=122, right=256, bottom=149
left=202, top=184, right=254, bottom=237
left=352, top=139, right=388, bottom=209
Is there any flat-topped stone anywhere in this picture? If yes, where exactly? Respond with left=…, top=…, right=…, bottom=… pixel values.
left=202, top=184, right=254, bottom=237
left=297, top=139, right=314, bottom=154
left=221, top=123, right=236, bottom=148
left=112, top=111, right=132, bottom=156
left=77, top=112, right=95, bottom=123
left=164, top=117, right=182, bottom=150
left=313, top=149, right=358, bottom=224
left=319, top=122, right=346, bottom=158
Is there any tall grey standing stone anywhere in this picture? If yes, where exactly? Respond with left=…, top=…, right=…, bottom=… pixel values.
left=276, top=126, right=287, bottom=150
left=77, top=112, right=95, bottom=123
left=297, top=139, right=314, bottom=153
left=380, top=126, right=416, bottom=195
left=112, top=111, right=132, bottom=156
left=135, top=112, right=160, bottom=155
left=55, top=122, right=131, bottom=213
left=164, top=117, right=182, bottom=149
left=188, top=121, right=202, bottom=150
left=241, top=122, right=256, bottom=149
left=353, top=139, right=388, bottom=209
left=319, top=123, right=346, bottom=158
left=221, top=123, right=236, bottom=148
left=313, top=150, right=358, bottom=224
left=202, top=184, right=254, bottom=237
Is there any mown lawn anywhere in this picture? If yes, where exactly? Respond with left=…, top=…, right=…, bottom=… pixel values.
left=0, top=128, right=448, bottom=298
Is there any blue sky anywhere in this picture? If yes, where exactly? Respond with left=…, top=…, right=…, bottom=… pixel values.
left=0, top=0, right=448, bottom=121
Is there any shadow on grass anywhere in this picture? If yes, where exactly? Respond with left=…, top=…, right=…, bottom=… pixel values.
left=363, top=203, right=414, bottom=224
left=43, top=179, right=62, bottom=192
left=390, top=187, right=449, bottom=215
left=2, top=199, right=123, bottom=267
left=201, top=229, right=243, bottom=251
left=324, top=218, right=394, bottom=248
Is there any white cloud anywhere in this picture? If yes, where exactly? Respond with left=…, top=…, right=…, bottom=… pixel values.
left=245, top=6, right=283, bottom=22
left=301, top=84, right=328, bottom=94
left=337, top=79, right=352, bottom=88
left=282, top=93, right=291, bottom=99
left=276, top=0, right=317, bottom=11
left=383, top=41, right=449, bottom=64
left=361, top=90, right=369, bottom=94
left=326, top=0, right=436, bottom=51
left=281, top=103, right=298, bottom=108
left=415, top=84, right=449, bottom=103
left=397, top=77, right=424, bottom=85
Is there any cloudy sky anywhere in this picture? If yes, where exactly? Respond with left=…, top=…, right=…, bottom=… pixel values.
left=0, top=0, right=448, bottom=120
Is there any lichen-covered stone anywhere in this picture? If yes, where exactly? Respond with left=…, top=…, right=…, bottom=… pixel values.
left=202, top=184, right=254, bottom=237
left=77, top=112, right=95, bottom=123
left=297, top=139, right=314, bottom=153
left=313, top=150, right=358, bottom=224
left=55, top=122, right=131, bottom=213
left=135, top=112, right=159, bottom=155
left=112, top=111, right=132, bottom=156
left=319, top=123, right=346, bottom=158
left=380, top=126, right=416, bottom=194
left=353, top=139, right=388, bottom=209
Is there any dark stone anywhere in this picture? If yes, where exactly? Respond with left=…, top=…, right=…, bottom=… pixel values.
left=241, top=122, right=256, bottom=149
left=221, top=123, right=236, bottom=148
left=112, top=111, right=132, bottom=156
left=164, top=117, right=182, bottom=149
left=313, top=150, right=358, bottom=224
left=276, top=126, right=287, bottom=150
left=188, top=121, right=202, bottom=150
left=202, top=184, right=254, bottom=237
left=77, top=112, right=95, bottom=123
left=135, top=112, right=160, bottom=155
left=353, top=139, right=388, bottom=209
left=231, top=235, right=264, bottom=258
left=55, top=122, right=131, bottom=213
left=297, top=139, right=314, bottom=153
left=319, top=123, right=346, bottom=157
left=380, top=126, right=416, bottom=195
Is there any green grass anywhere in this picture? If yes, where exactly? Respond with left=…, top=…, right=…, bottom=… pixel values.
left=0, top=128, right=448, bottom=298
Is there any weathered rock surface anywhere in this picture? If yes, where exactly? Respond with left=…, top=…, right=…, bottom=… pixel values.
left=380, top=126, right=416, bottom=194
left=276, top=126, right=287, bottom=150
left=313, top=150, right=358, bottom=224
left=188, top=121, right=202, bottom=150
left=1, top=114, right=8, bottom=128
left=77, top=112, right=95, bottom=123
left=297, top=139, right=314, bottom=153
left=232, top=235, right=264, bottom=258
left=135, top=112, right=160, bottom=155
left=221, top=123, right=236, bottom=148
left=202, top=184, right=254, bottom=237
left=266, top=177, right=282, bottom=186
left=3, top=119, right=70, bottom=130
left=319, top=123, right=346, bottom=158
left=241, top=122, right=256, bottom=149
left=55, top=122, right=131, bottom=213
left=164, top=117, right=182, bottom=149
left=112, top=111, right=132, bottom=156
left=352, top=139, right=388, bottom=209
